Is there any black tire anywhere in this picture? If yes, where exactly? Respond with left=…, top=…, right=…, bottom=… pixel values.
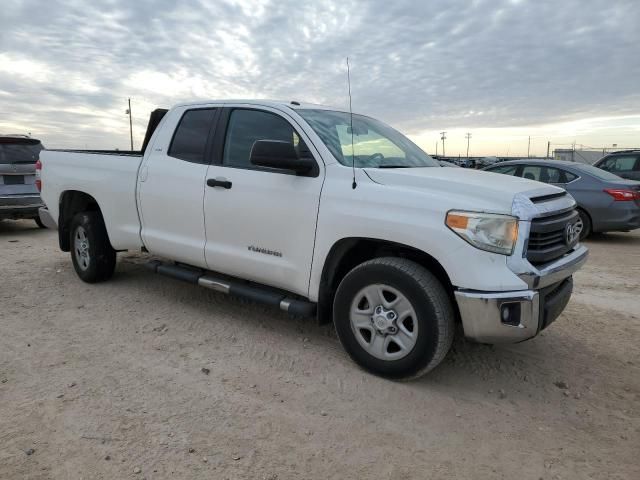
left=577, top=208, right=592, bottom=240
left=34, top=216, right=47, bottom=229
left=70, top=212, right=116, bottom=283
left=333, top=257, right=455, bottom=380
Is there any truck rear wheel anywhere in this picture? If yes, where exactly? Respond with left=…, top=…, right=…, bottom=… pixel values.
left=70, top=212, right=116, bottom=283
left=333, top=257, right=454, bottom=380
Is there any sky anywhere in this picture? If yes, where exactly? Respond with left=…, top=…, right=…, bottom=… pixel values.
left=1, top=0, right=639, bottom=157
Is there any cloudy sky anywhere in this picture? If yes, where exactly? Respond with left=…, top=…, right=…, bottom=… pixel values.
left=1, top=0, right=639, bottom=156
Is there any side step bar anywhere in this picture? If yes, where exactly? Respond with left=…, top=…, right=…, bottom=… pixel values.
left=145, top=260, right=317, bottom=317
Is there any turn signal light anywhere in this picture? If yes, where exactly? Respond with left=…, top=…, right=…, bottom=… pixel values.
left=446, top=213, right=469, bottom=229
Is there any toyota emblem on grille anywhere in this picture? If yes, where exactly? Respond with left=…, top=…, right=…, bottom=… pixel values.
left=564, top=222, right=579, bottom=246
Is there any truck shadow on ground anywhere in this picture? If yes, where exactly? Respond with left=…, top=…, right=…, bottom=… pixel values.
left=114, top=256, right=593, bottom=402
left=585, top=231, right=640, bottom=245
left=0, top=219, right=47, bottom=236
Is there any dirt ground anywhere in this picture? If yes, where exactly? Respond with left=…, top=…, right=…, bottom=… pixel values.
left=1, top=220, right=638, bottom=480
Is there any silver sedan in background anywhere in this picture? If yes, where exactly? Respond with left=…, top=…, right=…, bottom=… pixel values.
left=484, top=159, right=640, bottom=239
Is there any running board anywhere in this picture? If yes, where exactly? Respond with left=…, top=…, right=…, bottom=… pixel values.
left=145, top=260, right=316, bottom=317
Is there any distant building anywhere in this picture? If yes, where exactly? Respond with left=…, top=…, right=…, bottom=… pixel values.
left=553, top=149, right=606, bottom=164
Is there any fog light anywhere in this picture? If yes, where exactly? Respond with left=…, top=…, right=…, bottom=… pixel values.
left=500, top=302, right=521, bottom=327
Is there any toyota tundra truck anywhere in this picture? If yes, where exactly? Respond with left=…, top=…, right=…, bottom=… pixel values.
left=37, top=100, right=588, bottom=379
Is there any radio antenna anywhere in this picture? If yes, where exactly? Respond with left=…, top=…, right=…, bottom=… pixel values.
left=347, top=57, right=357, bottom=189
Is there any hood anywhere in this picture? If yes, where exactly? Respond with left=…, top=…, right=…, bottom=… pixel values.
left=364, top=167, right=564, bottom=214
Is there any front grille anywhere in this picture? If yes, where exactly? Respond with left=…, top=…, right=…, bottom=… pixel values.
left=527, top=208, right=579, bottom=265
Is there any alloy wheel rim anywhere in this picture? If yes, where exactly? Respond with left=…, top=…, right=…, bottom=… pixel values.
left=574, top=216, right=584, bottom=237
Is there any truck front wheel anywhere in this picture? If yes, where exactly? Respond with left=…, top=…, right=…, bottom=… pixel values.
left=70, top=212, right=116, bottom=283
left=333, top=257, right=454, bottom=380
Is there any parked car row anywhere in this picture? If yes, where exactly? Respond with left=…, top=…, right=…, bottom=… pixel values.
left=483, top=159, right=640, bottom=239
left=0, top=135, right=47, bottom=228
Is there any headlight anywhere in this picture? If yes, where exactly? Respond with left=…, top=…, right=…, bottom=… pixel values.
left=446, top=211, right=519, bottom=255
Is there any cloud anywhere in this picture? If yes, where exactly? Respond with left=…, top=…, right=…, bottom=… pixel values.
left=0, top=0, right=639, bottom=151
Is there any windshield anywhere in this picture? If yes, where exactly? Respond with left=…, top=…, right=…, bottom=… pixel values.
left=298, top=109, right=438, bottom=168
left=0, top=139, right=44, bottom=164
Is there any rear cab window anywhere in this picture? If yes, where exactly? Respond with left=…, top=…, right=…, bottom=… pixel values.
left=168, top=109, right=217, bottom=164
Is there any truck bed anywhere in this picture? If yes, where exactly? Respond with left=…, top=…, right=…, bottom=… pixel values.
left=40, top=150, right=144, bottom=250
left=39, top=108, right=169, bottom=250
left=46, top=149, right=142, bottom=156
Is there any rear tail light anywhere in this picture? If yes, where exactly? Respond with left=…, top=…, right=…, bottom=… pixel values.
left=35, top=158, right=42, bottom=191
left=604, top=188, right=640, bottom=201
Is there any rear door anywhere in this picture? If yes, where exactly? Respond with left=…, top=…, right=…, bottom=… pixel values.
left=202, top=106, right=324, bottom=296
left=138, top=106, right=220, bottom=268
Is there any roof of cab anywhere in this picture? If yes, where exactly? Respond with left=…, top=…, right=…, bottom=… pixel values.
left=173, top=99, right=348, bottom=113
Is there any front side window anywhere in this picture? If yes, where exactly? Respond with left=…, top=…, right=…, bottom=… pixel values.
left=601, top=155, right=638, bottom=172
left=298, top=109, right=438, bottom=168
left=168, top=109, right=217, bottom=163
left=223, top=109, right=301, bottom=169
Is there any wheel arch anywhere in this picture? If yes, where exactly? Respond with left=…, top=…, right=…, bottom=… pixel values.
left=316, top=237, right=457, bottom=325
left=58, top=190, right=106, bottom=251
left=576, top=205, right=593, bottom=233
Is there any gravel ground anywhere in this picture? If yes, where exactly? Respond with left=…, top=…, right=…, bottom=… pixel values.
left=1, top=219, right=638, bottom=479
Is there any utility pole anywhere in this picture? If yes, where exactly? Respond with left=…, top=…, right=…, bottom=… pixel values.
left=527, top=136, right=531, bottom=158
left=435, top=141, right=438, bottom=156
left=546, top=141, right=550, bottom=159
left=465, top=132, right=472, bottom=158
left=126, top=98, right=133, bottom=151
left=440, top=131, right=447, bottom=157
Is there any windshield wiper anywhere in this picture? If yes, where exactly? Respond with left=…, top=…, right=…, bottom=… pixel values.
left=377, top=165, right=412, bottom=168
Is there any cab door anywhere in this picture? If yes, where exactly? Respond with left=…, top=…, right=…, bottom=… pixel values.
left=203, top=106, right=324, bottom=297
left=138, top=106, right=219, bottom=268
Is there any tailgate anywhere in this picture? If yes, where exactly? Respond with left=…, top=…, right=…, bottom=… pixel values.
left=0, top=162, right=37, bottom=194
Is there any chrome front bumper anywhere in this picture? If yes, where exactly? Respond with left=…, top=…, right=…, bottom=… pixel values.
left=454, top=190, right=589, bottom=344
left=455, top=244, right=588, bottom=344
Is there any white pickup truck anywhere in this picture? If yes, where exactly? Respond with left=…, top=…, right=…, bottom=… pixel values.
left=38, top=100, right=588, bottom=379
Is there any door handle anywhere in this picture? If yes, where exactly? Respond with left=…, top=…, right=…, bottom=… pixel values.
left=207, top=178, right=232, bottom=189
